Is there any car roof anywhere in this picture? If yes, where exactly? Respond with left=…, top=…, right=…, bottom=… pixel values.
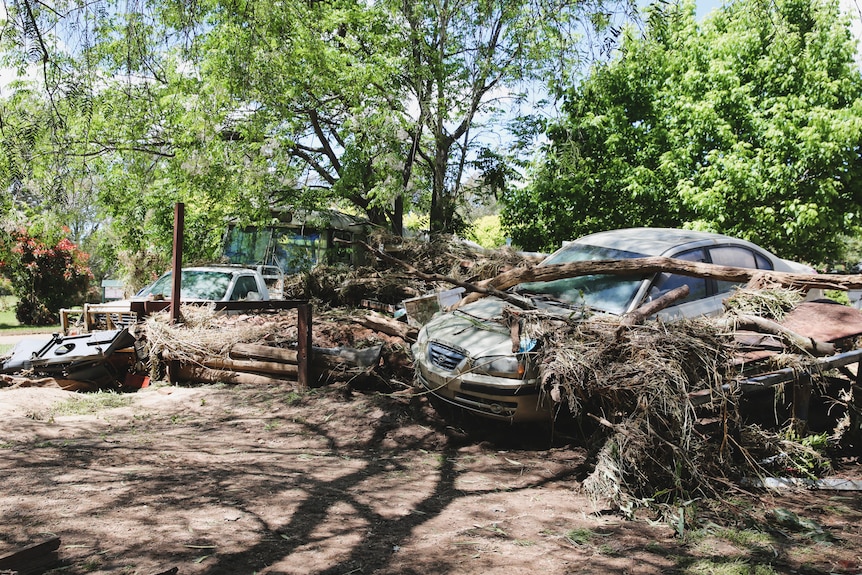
left=572, top=228, right=759, bottom=257
left=161, top=266, right=249, bottom=276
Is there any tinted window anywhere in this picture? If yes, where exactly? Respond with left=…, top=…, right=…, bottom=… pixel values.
left=709, top=246, right=772, bottom=294
left=647, top=248, right=708, bottom=306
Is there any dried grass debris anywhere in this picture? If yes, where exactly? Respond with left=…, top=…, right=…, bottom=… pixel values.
left=724, top=287, right=805, bottom=321
left=516, top=297, right=841, bottom=517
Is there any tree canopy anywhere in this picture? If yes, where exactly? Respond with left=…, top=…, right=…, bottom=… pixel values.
left=0, top=0, right=632, bottom=278
left=503, top=0, right=862, bottom=264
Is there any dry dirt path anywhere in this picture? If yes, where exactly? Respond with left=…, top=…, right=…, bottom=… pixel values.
left=1, top=383, right=861, bottom=575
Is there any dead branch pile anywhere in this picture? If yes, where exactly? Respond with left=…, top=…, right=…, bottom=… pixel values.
left=370, top=231, right=534, bottom=281
left=529, top=313, right=738, bottom=505
left=283, top=233, right=539, bottom=307
left=521, top=290, right=837, bottom=514
left=139, top=304, right=416, bottom=387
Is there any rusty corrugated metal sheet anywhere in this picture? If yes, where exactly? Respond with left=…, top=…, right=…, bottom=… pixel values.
left=781, top=301, right=862, bottom=343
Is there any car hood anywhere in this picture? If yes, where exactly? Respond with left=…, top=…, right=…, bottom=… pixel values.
left=420, top=296, right=521, bottom=359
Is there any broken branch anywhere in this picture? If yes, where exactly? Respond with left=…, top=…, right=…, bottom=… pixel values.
left=343, top=238, right=536, bottom=310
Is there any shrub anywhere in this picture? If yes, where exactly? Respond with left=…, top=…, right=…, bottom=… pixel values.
left=0, top=230, right=93, bottom=325
left=467, top=214, right=507, bottom=248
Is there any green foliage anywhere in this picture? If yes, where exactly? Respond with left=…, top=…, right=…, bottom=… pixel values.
left=0, top=229, right=93, bottom=325
left=403, top=212, right=430, bottom=234
left=0, top=0, right=640, bottom=264
left=505, top=0, right=862, bottom=263
left=467, top=214, right=507, bottom=248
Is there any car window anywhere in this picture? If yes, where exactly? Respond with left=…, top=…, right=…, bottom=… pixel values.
left=523, top=274, right=646, bottom=314
left=647, top=248, right=708, bottom=306
left=540, top=243, right=645, bottom=265
left=230, top=275, right=259, bottom=301
left=708, top=246, right=772, bottom=294
left=140, top=274, right=172, bottom=298
left=181, top=271, right=233, bottom=299
left=139, top=270, right=236, bottom=300
left=518, top=243, right=649, bottom=314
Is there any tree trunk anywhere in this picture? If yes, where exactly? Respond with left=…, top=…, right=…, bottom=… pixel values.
left=456, top=257, right=862, bottom=307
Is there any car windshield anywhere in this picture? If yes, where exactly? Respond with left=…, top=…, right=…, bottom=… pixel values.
left=139, top=270, right=233, bottom=300
left=514, top=243, right=646, bottom=315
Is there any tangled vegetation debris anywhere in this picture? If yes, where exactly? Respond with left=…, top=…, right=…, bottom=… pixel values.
left=283, top=233, right=539, bottom=307
left=517, top=289, right=851, bottom=517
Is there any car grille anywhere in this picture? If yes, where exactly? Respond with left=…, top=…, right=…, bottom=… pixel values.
left=428, top=342, right=465, bottom=370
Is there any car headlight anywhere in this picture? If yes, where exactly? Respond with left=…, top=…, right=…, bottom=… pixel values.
left=471, top=355, right=525, bottom=378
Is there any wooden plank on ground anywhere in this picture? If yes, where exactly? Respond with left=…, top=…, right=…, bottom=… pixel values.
left=0, top=536, right=61, bottom=574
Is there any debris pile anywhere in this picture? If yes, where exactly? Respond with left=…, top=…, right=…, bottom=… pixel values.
left=520, top=288, right=860, bottom=514
left=282, top=232, right=540, bottom=307
left=2, top=234, right=862, bottom=518
left=140, top=305, right=415, bottom=387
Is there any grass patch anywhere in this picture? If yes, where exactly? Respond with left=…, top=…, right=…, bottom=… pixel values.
left=682, top=558, right=778, bottom=574
left=48, top=391, right=133, bottom=417
left=565, top=528, right=595, bottom=545
left=0, top=295, right=61, bottom=333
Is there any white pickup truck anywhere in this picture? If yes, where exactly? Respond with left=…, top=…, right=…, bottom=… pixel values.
left=135, top=265, right=279, bottom=302
left=62, top=265, right=284, bottom=333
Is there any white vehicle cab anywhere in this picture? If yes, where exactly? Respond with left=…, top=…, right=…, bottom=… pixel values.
left=64, top=265, right=280, bottom=333
left=412, top=228, right=819, bottom=423
left=134, top=266, right=272, bottom=302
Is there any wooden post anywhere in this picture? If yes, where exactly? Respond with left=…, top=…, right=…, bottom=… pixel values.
left=0, top=535, right=61, bottom=572
left=170, top=202, right=184, bottom=325
left=297, top=301, right=312, bottom=389
left=850, top=363, right=862, bottom=445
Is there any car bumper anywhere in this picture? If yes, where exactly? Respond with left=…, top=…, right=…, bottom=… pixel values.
left=414, top=360, right=552, bottom=423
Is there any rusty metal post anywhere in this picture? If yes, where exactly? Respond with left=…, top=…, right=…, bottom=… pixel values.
left=170, top=202, right=185, bottom=325
left=791, top=376, right=812, bottom=436
left=296, top=302, right=312, bottom=389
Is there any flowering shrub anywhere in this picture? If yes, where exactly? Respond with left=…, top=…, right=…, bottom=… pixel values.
left=0, top=230, right=93, bottom=325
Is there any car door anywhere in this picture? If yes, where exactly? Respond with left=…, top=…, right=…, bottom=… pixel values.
left=645, top=248, right=718, bottom=320
left=652, top=245, right=775, bottom=320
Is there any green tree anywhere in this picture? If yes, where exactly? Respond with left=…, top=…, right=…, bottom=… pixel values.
left=0, top=0, right=301, bottom=272
left=0, top=229, right=92, bottom=325
left=505, top=0, right=862, bottom=263
left=192, top=0, right=412, bottom=233
left=0, top=0, right=637, bottom=258
left=392, top=0, right=632, bottom=234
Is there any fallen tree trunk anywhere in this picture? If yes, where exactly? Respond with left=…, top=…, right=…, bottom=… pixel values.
left=230, top=343, right=297, bottom=363
left=174, top=364, right=297, bottom=386
left=164, top=351, right=299, bottom=378
left=358, top=312, right=418, bottom=342
left=458, top=257, right=859, bottom=307
left=230, top=342, right=382, bottom=368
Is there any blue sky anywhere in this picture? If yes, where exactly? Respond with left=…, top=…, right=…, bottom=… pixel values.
left=696, top=0, right=723, bottom=20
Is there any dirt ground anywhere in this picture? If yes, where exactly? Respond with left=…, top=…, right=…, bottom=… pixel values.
left=0, top=381, right=861, bottom=575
